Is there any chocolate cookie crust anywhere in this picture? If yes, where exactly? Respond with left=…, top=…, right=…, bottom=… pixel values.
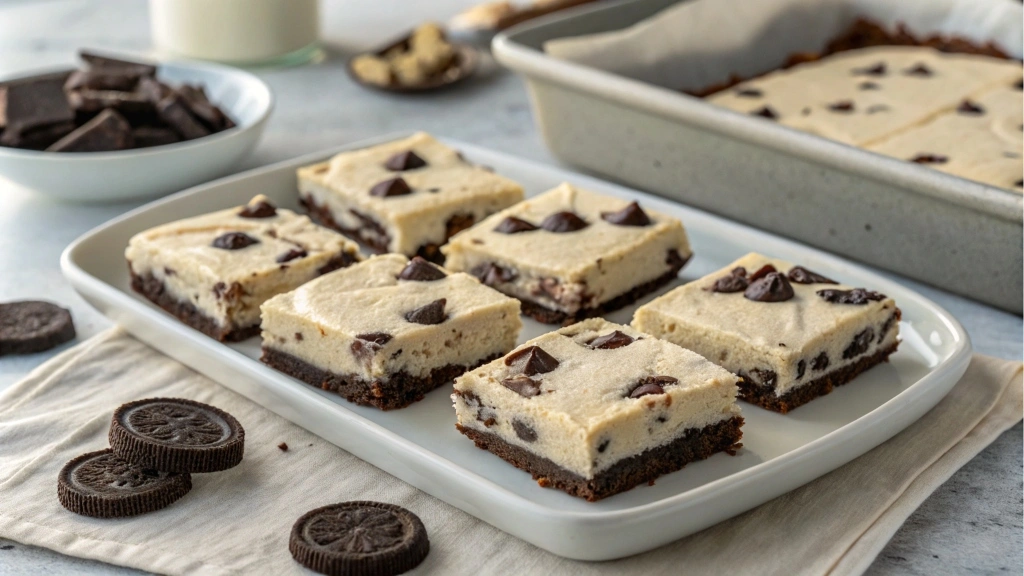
left=262, top=347, right=502, bottom=410
left=738, top=341, right=900, bottom=413
left=128, top=251, right=356, bottom=342
left=457, top=416, right=744, bottom=501
left=517, top=255, right=688, bottom=325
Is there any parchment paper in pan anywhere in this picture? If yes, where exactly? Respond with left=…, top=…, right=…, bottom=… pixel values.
left=543, top=0, right=1023, bottom=92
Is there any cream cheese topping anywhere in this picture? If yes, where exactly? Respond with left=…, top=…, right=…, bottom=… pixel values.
left=452, top=318, right=741, bottom=479
left=260, top=254, right=522, bottom=380
left=442, top=183, right=692, bottom=314
left=296, top=132, right=524, bottom=255
left=632, top=253, right=900, bottom=396
left=125, top=195, right=359, bottom=329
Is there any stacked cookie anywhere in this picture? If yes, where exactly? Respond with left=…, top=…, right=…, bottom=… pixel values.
left=57, top=398, right=244, bottom=518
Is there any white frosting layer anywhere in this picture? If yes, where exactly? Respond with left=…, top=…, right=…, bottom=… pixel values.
left=296, top=132, right=524, bottom=255
left=442, top=183, right=692, bottom=314
left=632, top=253, right=900, bottom=396
left=260, top=254, right=522, bottom=380
left=125, top=195, right=360, bottom=330
left=452, top=318, right=741, bottom=479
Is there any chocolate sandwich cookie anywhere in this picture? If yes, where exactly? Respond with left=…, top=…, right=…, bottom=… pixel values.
left=289, top=501, right=429, bottom=576
left=57, top=449, right=192, bottom=518
left=109, top=398, right=245, bottom=473
left=0, top=300, right=76, bottom=356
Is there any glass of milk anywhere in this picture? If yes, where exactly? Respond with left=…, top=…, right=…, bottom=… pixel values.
left=150, top=0, right=321, bottom=66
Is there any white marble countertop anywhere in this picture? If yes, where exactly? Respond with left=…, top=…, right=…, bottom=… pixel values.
left=0, top=0, right=1020, bottom=574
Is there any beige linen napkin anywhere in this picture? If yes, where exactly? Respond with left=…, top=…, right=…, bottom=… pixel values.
left=0, top=328, right=1020, bottom=576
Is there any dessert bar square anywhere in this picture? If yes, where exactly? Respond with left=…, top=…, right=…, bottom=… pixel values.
left=260, top=254, right=523, bottom=410
left=296, top=132, right=524, bottom=262
left=125, top=195, right=360, bottom=342
left=453, top=318, right=743, bottom=501
left=441, top=183, right=692, bottom=324
left=633, top=253, right=901, bottom=413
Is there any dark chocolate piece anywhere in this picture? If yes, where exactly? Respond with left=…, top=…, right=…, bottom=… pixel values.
left=384, top=150, right=427, bottom=171
left=135, top=76, right=172, bottom=104
left=910, top=154, right=948, bottom=164
left=131, top=126, right=179, bottom=148
left=369, top=177, right=412, bottom=198
left=852, top=62, right=886, bottom=76
left=816, top=288, right=886, bottom=304
left=66, top=89, right=153, bottom=115
left=0, top=300, right=76, bottom=356
left=397, top=256, right=446, bottom=281
left=471, top=262, right=515, bottom=286
left=176, top=84, right=232, bottom=130
left=858, top=81, right=881, bottom=90
left=735, top=88, right=763, bottom=97
left=751, top=106, right=778, bottom=120
left=787, top=266, right=836, bottom=285
left=46, top=108, right=133, bottom=152
left=288, top=502, right=429, bottom=576
left=710, top=272, right=749, bottom=293
left=156, top=94, right=210, bottom=140
left=812, top=351, right=830, bottom=371
left=57, top=449, right=192, bottom=518
left=588, top=330, right=635, bottom=350
left=540, top=211, right=588, bottom=233
left=628, top=376, right=678, bottom=399
left=404, top=299, right=447, bottom=325
left=0, top=75, right=74, bottom=135
left=744, top=272, right=794, bottom=302
left=108, top=397, right=245, bottom=473
left=278, top=442, right=289, bottom=452
left=238, top=198, right=277, bottom=219
left=843, top=328, right=875, bottom=359
left=501, top=375, right=542, bottom=398
left=64, top=69, right=140, bottom=92
left=1, top=120, right=75, bottom=149
left=828, top=100, right=855, bottom=112
left=80, top=51, right=157, bottom=77
left=956, top=100, right=984, bottom=115
left=904, top=63, right=932, bottom=77
left=504, top=345, right=559, bottom=376
left=748, top=264, right=777, bottom=282
left=494, top=216, right=538, bottom=234
left=212, top=232, right=259, bottom=250
left=277, top=248, right=308, bottom=263
left=600, top=201, right=651, bottom=227
left=512, top=420, right=538, bottom=442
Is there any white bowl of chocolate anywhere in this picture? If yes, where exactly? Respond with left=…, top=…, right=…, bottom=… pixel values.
left=0, top=50, right=272, bottom=203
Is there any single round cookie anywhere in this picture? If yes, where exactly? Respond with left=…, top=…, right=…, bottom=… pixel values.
left=289, top=501, right=430, bottom=576
left=0, top=300, right=75, bottom=356
left=109, top=398, right=245, bottom=473
left=57, top=449, right=192, bottom=518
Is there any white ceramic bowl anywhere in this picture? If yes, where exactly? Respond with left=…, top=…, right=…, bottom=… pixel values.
left=0, top=58, right=273, bottom=203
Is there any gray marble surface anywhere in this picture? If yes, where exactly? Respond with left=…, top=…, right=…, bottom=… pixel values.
left=0, top=0, right=1020, bottom=574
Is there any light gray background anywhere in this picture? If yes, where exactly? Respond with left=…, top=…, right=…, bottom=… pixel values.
left=0, top=0, right=1020, bottom=574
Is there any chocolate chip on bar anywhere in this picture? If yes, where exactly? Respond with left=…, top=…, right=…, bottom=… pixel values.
left=494, top=216, right=537, bottom=234
left=501, top=374, right=542, bottom=398
left=212, top=232, right=260, bottom=250
left=397, top=256, right=446, bottom=281
left=369, top=177, right=412, bottom=198
left=384, top=150, right=428, bottom=171
left=601, top=201, right=652, bottom=227
left=504, top=345, right=559, bottom=376
left=786, top=266, right=836, bottom=285
left=540, top=211, right=588, bottom=233
left=743, top=272, right=794, bottom=303
left=816, top=288, right=886, bottom=305
left=404, top=298, right=447, bottom=325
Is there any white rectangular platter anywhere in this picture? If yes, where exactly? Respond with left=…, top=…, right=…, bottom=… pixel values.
left=62, top=133, right=971, bottom=561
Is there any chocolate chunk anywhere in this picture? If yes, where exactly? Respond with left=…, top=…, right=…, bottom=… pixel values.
left=356, top=332, right=393, bottom=346
left=910, top=154, right=947, bottom=164
left=751, top=106, right=777, bottom=120
left=64, top=69, right=139, bottom=92
left=956, top=100, right=984, bottom=115
left=1, top=120, right=75, bottom=150
left=787, top=266, right=837, bottom=285
left=80, top=51, right=157, bottom=77
left=735, top=88, right=763, bottom=98
left=277, top=248, right=308, bottom=263
left=135, top=77, right=172, bottom=104
left=471, top=262, right=515, bottom=286
left=404, top=299, right=446, bottom=325
left=666, top=249, right=688, bottom=269
left=1015, top=78, right=1023, bottom=91
left=744, top=272, right=794, bottom=302
left=397, top=256, right=446, bottom=281
left=0, top=75, right=74, bottom=135
left=858, top=81, right=881, bottom=90
left=743, top=368, right=776, bottom=387
left=212, top=232, right=259, bottom=250
left=278, top=442, right=289, bottom=452
left=597, top=439, right=610, bottom=452
left=512, top=419, right=538, bottom=442
left=797, top=360, right=806, bottom=380
left=238, top=198, right=277, bottom=219
left=505, top=345, right=559, bottom=376
left=0, top=300, right=75, bottom=356
left=866, top=104, right=889, bottom=114
left=904, top=63, right=932, bottom=77
left=384, top=150, right=427, bottom=171
left=130, top=126, right=179, bottom=148
left=853, top=62, right=886, bottom=76
left=494, top=216, right=538, bottom=234
left=46, top=109, right=133, bottom=152
left=601, top=201, right=652, bottom=227
left=843, top=328, right=875, bottom=359
left=176, top=84, right=232, bottom=130
left=289, top=502, right=429, bottom=576
left=711, top=273, right=749, bottom=293
left=828, top=100, right=855, bottom=113
left=540, top=211, right=588, bottom=233
left=156, top=94, right=210, bottom=140
left=369, top=177, right=412, bottom=198
left=108, top=397, right=245, bottom=473
left=628, top=376, right=676, bottom=399
left=879, top=312, right=899, bottom=342
left=501, top=374, right=542, bottom=398
left=351, top=332, right=393, bottom=361
left=812, top=351, right=829, bottom=371
left=817, top=288, right=886, bottom=305
left=57, top=449, right=192, bottom=518
left=67, top=89, right=153, bottom=115
left=748, top=264, right=777, bottom=282
left=588, top=330, right=635, bottom=350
